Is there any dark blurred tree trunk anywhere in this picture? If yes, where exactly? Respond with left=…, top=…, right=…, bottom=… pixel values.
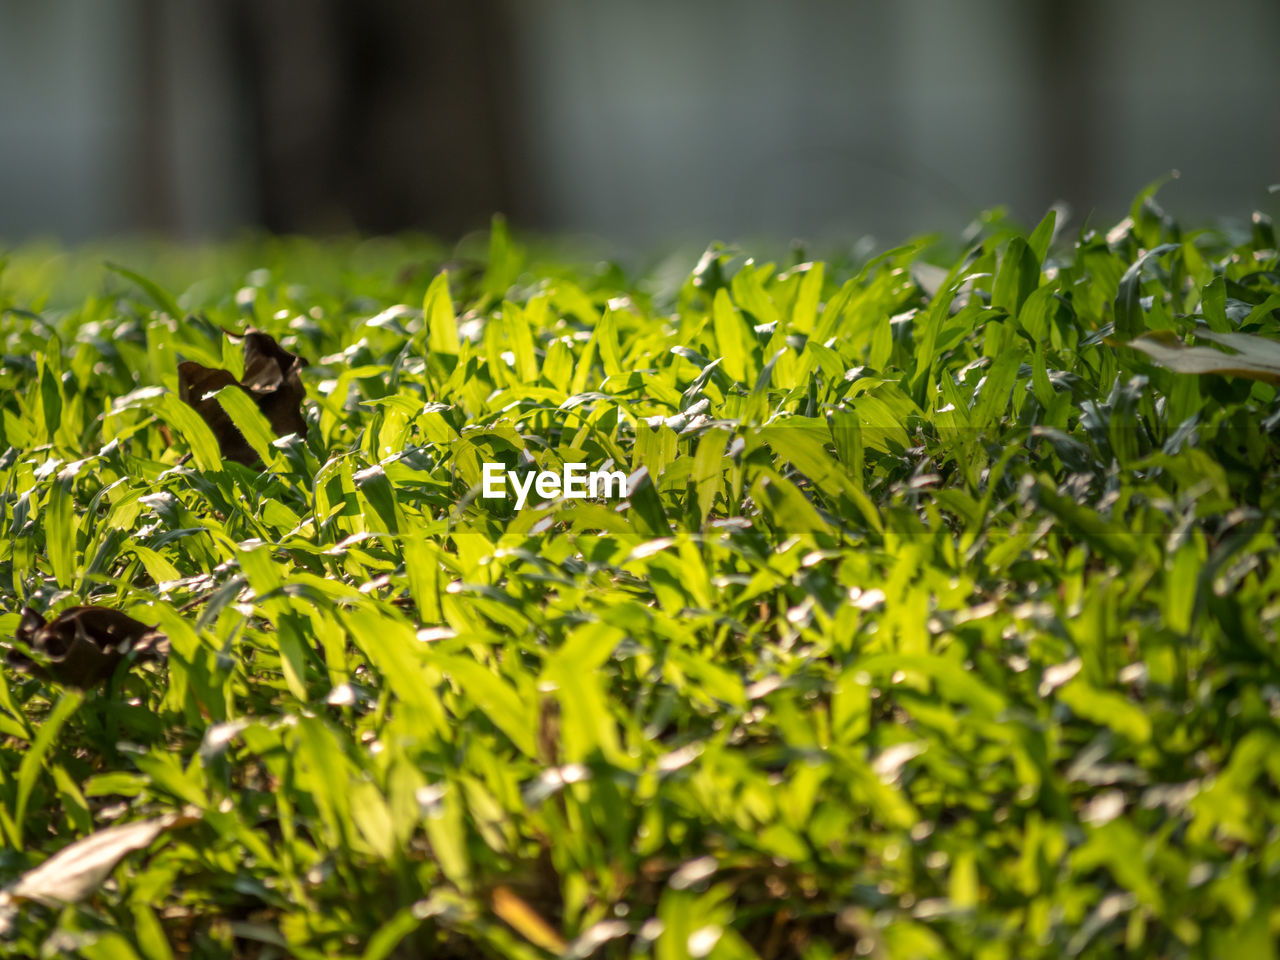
left=1033, top=0, right=1101, bottom=221
left=134, top=0, right=176, bottom=232
left=229, top=0, right=517, bottom=235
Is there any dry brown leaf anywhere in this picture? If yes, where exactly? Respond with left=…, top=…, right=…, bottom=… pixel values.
left=6, top=606, right=169, bottom=689
left=178, top=328, right=308, bottom=465
left=491, top=884, right=567, bottom=954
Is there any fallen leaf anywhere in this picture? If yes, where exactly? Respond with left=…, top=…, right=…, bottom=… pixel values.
left=6, top=606, right=169, bottom=689
left=178, top=328, right=308, bottom=465
left=491, top=885, right=567, bottom=953
left=3, top=809, right=199, bottom=908
left=1125, top=328, right=1280, bottom=384
left=238, top=330, right=309, bottom=440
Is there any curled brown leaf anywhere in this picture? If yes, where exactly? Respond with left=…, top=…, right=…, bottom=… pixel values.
left=178, top=328, right=308, bottom=465
left=6, top=606, right=169, bottom=689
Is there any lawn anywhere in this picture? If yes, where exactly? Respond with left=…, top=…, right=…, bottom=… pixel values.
left=1, top=189, right=1279, bottom=959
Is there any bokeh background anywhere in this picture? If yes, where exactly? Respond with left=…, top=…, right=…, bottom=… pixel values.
left=1, top=0, right=1277, bottom=248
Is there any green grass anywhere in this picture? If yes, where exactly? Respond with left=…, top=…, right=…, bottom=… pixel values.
left=1, top=190, right=1279, bottom=959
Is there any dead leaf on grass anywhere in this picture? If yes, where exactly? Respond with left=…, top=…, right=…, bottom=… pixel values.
left=179, top=328, right=308, bottom=465
left=1126, top=328, right=1280, bottom=384
left=0, top=808, right=200, bottom=918
left=5, top=606, right=169, bottom=689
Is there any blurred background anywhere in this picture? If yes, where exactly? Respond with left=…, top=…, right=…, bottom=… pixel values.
left=1, top=0, right=1277, bottom=249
